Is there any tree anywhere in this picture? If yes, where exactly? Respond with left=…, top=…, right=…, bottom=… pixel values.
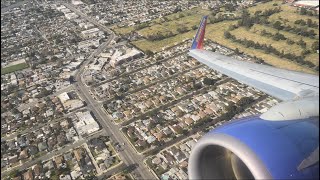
left=135, top=23, right=149, bottom=30
left=300, top=8, right=307, bottom=15
left=36, top=88, right=52, bottom=98
left=12, top=108, right=20, bottom=114
left=203, top=77, right=217, bottom=85
left=297, top=39, right=307, bottom=49
left=8, top=169, right=19, bottom=178
left=163, top=16, right=169, bottom=22
left=193, top=83, right=203, bottom=90
left=224, top=31, right=232, bottom=39
left=311, top=41, right=319, bottom=52
left=173, top=6, right=182, bottom=13
left=192, top=25, right=198, bottom=30
left=179, top=13, right=185, bottom=18
left=237, top=97, right=254, bottom=107
left=286, top=39, right=295, bottom=45
left=273, top=21, right=283, bottom=30
left=145, top=50, right=154, bottom=57
left=234, top=48, right=241, bottom=55
left=301, top=49, right=311, bottom=56
left=177, top=26, right=188, bottom=33
left=273, top=32, right=286, bottom=41
left=225, top=3, right=236, bottom=12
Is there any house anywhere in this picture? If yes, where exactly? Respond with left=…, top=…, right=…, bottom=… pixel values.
left=19, top=149, right=29, bottom=159
left=110, top=174, right=127, bottom=180
left=8, top=154, right=18, bottom=164
left=43, top=160, right=55, bottom=170
left=184, top=117, right=194, bottom=126
left=176, top=153, right=187, bottom=163
left=104, top=157, right=114, bottom=168
left=155, top=132, right=164, bottom=141
left=152, top=157, right=162, bottom=165
left=162, top=127, right=172, bottom=135
left=169, top=124, right=183, bottom=134
left=23, top=169, right=33, bottom=180
left=197, top=111, right=207, bottom=119
left=147, top=136, right=156, bottom=144
left=57, top=134, right=68, bottom=147
left=12, top=176, right=22, bottom=180
left=99, top=163, right=106, bottom=171
left=71, top=170, right=82, bottom=180
left=1, top=159, right=8, bottom=168
left=33, top=164, right=42, bottom=177
left=89, top=138, right=107, bottom=152
left=136, top=139, right=147, bottom=147
left=60, top=174, right=72, bottom=180
left=74, top=148, right=84, bottom=162
left=38, top=141, right=48, bottom=152
left=47, top=138, right=57, bottom=151
left=168, top=147, right=180, bottom=157
left=186, top=139, right=197, bottom=149
left=190, top=115, right=200, bottom=122
left=54, top=155, right=64, bottom=168
left=27, top=145, right=39, bottom=156
left=163, top=152, right=175, bottom=165
left=64, top=152, right=73, bottom=161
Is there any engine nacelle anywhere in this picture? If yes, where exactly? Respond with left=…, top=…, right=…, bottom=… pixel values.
left=188, top=116, right=319, bottom=179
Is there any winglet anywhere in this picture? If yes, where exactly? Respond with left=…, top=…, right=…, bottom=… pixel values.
left=191, top=16, right=208, bottom=50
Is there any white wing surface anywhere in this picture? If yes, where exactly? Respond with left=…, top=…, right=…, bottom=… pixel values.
left=189, top=49, right=319, bottom=101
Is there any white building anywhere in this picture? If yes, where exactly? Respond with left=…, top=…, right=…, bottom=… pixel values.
left=78, top=39, right=100, bottom=49
left=65, top=13, right=78, bottom=20
left=74, top=111, right=100, bottom=136
left=64, top=99, right=84, bottom=112
left=71, top=0, right=84, bottom=5
left=110, top=48, right=143, bottom=67
left=58, top=92, right=84, bottom=111
left=79, top=22, right=94, bottom=29
left=81, top=28, right=104, bottom=39
left=293, top=0, right=319, bottom=8
left=58, top=92, right=70, bottom=103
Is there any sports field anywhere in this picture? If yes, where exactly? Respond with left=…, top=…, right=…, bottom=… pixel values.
left=1, top=63, right=29, bottom=75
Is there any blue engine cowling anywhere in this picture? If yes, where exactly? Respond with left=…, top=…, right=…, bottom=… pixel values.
left=188, top=116, right=319, bottom=179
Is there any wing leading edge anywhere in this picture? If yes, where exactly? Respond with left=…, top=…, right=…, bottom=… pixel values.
left=190, top=16, right=319, bottom=101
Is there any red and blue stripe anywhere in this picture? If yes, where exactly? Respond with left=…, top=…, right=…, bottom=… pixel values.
left=191, top=16, right=208, bottom=50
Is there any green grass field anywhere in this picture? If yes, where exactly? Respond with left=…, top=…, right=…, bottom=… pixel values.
left=117, top=0, right=318, bottom=74
left=205, top=21, right=317, bottom=74
left=247, top=0, right=285, bottom=13
left=132, top=30, right=195, bottom=52
left=113, top=7, right=211, bottom=36
left=232, top=27, right=304, bottom=55
left=248, top=0, right=319, bottom=36
left=250, top=24, right=317, bottom=49
left=138, top=10, right=209, bottom=37
left=112, top=25, right=135, bottom=35
left=1, top=63, right=29, bottom=75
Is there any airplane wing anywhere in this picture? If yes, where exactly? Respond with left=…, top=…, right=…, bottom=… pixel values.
left=189, top=16, right=319, bottom=101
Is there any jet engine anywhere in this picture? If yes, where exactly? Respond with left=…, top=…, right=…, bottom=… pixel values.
left=188, top=116, right=319, bottom=179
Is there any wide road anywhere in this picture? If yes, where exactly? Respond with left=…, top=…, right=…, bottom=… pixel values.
left=66, top=3, right=156, bottom=180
